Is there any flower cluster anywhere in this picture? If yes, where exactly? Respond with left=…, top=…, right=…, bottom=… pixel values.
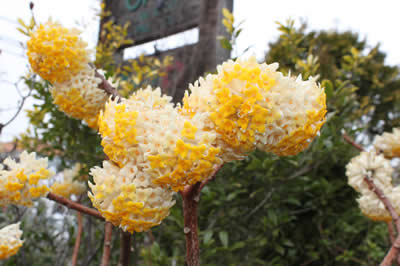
left=27, top=21, right=108, bottom=129
left=50, top=163, right=86, bottom=199
left=89, top=161, right=175, bottom=233
left=346, top=151, right=394, bottom=221
left=373, top=128, right=400, bottom=159
left=181, top=57, right=326, bottom=161
left=0, top=223, right=24, bottom=260
left=27, top=20, right=89, bottom=84
left=98, top=87, right=222, bottom=191
left=50, top=66, right=108, bottom=128
left=0, top=151, right=53, bottom=207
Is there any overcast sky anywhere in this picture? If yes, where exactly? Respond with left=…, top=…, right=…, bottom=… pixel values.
left=1, top=0, right=400, bottom=142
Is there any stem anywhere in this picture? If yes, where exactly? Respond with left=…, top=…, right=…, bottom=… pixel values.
left=180, top=164, right=223, bottom=266
left=181, top=183, right=200, bottom=266
left=343, top=132, right=364, bottom=152
left=90, top=66, right=122, bottom=102
left=71, top=212, right=83, bottom=266
left=46, top=192, right=104, bottom=221
left=118, top=231, right=132, bottom=266
left=386, top=221, right=395, bottom=244
left=101, top=222, right=113, bottom=266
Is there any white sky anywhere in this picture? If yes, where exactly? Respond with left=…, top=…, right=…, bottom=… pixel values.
left=1, top=0, right=400, bottom=142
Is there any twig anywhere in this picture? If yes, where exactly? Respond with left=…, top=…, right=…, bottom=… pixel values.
left=71, top=212, right=83, bottom=266
left=101, top=222, right=113, bottom=266
left=89, top=64, right=122, bottom=101
left=0, top=82, right=32, bottom=135
left=343, top=132, right=364, bottom=152
left=118, top=231, right=132, bottom=266
left=46, top=192, right=104, bottom=221
left=386, top=221, right=395, bottom=244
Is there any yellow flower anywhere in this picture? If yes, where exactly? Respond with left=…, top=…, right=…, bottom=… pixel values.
left=181, top=56, right=327, bottom=160
left=27, top=20, right=90, bottom=84
left=0, top=223, right=24, bottom=260
left=99, top=87, right=223, bottom=191
left=50, top=163, right=86, bottom=199
left=0, top=151, right=53, bottom=207
left=50, top=66, right=109, bottom=129
left=222, top=8, right=234, bottom=34
left=373, top=128, right=400, bottom=159
left=89, top=161, right=175, bottom=233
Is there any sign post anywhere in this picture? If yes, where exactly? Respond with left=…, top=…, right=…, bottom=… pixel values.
left=102, top=0, right=233, bottom=102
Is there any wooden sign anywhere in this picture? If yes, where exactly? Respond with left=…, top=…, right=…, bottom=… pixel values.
left=103, top=0, right=233, bottom=102
left=104, top=0, right=200, bottom=45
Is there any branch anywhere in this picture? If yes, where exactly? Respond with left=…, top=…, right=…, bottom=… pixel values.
left=363, top=177, right=400, bottom=265
left=118, top=231, right=132, bottom=266
left=101, top=222, right=113, bottom=266
left=0, top=82, right=32, bottom=134
left=46, top=192, right=104, bottom=221
left=179, top=164, right=223, bottom=266
left=386, top=221, right=395, bottom=245
left=89, top=64, right=122, bottom=101
left=343, top=132, right=364, bottom=152
left=71, top=212, right=83, bottom=266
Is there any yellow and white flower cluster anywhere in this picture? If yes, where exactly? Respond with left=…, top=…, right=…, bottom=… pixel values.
left=346, top=151, right=395, bottom=221
left=98, top=87, right=222, bottom=191
left=346, top=128, right=400, bottom=221
left=181, top=57, right=326, bottom=161
left=27, top=20, right=90, bottom=84
left=89, top=161, right=175, bottom=233
left=91, top=87, right=225, bottom=232
left=27, top=21, right=108, bottom=129
left=373, top=128, right=400, bottom=159
left=50, top=66, right=108, bottom=129
left=0, top=223, right=24, bottom=260
left=50, top=163, right=86, bottom=199
left=0, top=151, right=53, bottom=207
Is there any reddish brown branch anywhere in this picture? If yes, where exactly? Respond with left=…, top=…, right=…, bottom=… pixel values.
left=118, top=231, right=132, bottom=266
left=101, top=222, right=113, bottom=266
left=181, top=182, right=201, bottom=266
left=46, top=192, right=104, bottom=221
left=179, top=164, right=223, bottom=266
left=93, top=68, right=122, bottom=101
left=386, top=221, right=396, bottom=244
left=363, top=177, right=400, bottom=265
left=71, top=212, right=83, bottom=266
left=343, top=132, right=364, bottom=152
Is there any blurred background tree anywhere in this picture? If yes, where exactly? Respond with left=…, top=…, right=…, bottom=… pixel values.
left=2, top=14, right=400, bottom=266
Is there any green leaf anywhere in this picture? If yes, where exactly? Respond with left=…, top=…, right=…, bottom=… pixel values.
left=219, top=38, right=232, bottom=51
left=203, top=230, right=213, bottom=244
left=219, top=231, right=229, bottom=248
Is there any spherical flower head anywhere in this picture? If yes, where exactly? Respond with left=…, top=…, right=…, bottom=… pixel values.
left=346, top=151, right=393, bottom=195
left=0, top=151, right=53, bottom=207
left=27, top=20, right=90, bottom=84
left=50, top=66, right=108, bottom=129
left=373, top=128, right=400, bottom=159
left=50, top=163, right=86, bottom=199
left=181, top=56, right=326, bottom=161
left=89, top=161, right=176, bottom=233
left=0, top=222, right=24, bottom=260
left=98, top=87, right=222, bottom=191
left=356, top=193, right=391, bottom=221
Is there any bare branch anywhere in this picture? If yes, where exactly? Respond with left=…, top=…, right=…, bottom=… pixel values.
left=46, top=192, right=104, bottom=221
left=71, top=212, right=83, bottom=266
left=101, top=222, right=113, bottom=266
